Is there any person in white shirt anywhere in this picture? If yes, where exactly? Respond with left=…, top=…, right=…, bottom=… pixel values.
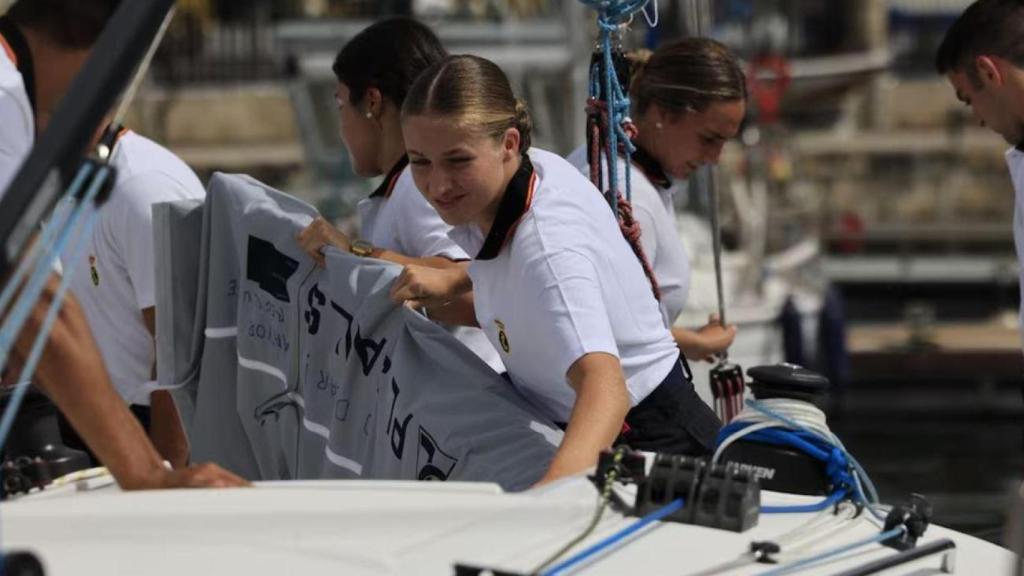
left=937, top=0, right=1024, bottom=351
left=295, top=17, right=502, bottom=372
left=0, top=0, right=244, bottom=488
left=59, top=128, right=205, bottom=469
left=0, top=21, right=31, bottom=197
left=566, top=38, right=745, bottom=362
left=392, top=55, right=722, bottom=484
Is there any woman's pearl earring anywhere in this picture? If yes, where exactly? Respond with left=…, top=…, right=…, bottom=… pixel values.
left=655, top=122, right=663, bottom=129
left=365, top=112, right=373, bottom=119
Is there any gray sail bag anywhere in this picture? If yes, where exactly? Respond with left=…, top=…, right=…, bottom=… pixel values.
left=154, top=173, right=560, bottom=491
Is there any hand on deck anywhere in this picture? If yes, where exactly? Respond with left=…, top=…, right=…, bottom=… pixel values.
left=123, top=462, right=250, bottom=490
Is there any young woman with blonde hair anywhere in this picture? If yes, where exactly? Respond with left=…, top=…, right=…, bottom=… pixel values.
left=392, top=55, right=721, bottom=484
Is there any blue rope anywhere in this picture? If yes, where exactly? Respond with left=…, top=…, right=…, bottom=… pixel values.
left=761, top=488, right=849, bottom=515
left=0, top=166, right=110, bottom=453
left=717, top=423, right=856, bottom=514
left=0, top=168, right=103, bottom=568
left=0, top=209, right=100, bottom=451
left=0, top=166, right=95, bottom=366
left=578, top=0, right=651, bottom=24
left=715, top=400, right=886, bottom=519
left=580, top=0, right=647, bottom=206
left=601, top=30, right=619, bottom=212
left=0, top=170, right=104, bottom=374
left=540, top=497, right=684, bottom=576
left=745, top=400, right=885, bottom=520
left=754, top=526, right=907, bottom=576
left=0, top=163, right=92, bottom=318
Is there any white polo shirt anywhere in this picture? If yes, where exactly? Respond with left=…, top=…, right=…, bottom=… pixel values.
left=448, top=148, right=680, bottom=422
left=566, top=144, right=691, bottom=326
left=357, top=157, right=504, bottom=373
left=0, top=25, right=35, bottom=199
left=64, top=131, right=206, bottom=405
left=1006, top=147, right=1024, bottom=352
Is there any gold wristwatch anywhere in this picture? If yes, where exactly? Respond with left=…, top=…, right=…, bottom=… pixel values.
left=350, top=239, right=375, bottom=258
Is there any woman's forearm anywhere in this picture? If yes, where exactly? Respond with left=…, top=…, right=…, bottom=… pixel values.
left=540, top=353, right=630, bottom=484
left=373, top=248, right=458, bottom=270
left=671, top=326, right=706, bottom=360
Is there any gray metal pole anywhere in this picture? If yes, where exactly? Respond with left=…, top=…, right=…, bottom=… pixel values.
left=688, top=0, right=728, bottom=331
left=706, top=153, right=728, bottom=330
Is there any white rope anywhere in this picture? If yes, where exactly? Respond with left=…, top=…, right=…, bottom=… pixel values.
left=680, top=503, right=862, bottom=576
left=641, top=0, right=659, bottom=28
left=712, top=398, right=837, bottom=464
left=777, top=504, right=862, bottom=560
left=774, top=502, right=857, bottom=547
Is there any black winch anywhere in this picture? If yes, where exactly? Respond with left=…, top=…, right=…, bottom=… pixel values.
left=716, top=364, right=833, bottom=496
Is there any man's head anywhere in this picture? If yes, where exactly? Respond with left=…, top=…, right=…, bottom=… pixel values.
left=6, top=0, right=120, bottom=50
left=937, top=0, right=1024, bottom=146
left=5, top=0, right=121, bottom=133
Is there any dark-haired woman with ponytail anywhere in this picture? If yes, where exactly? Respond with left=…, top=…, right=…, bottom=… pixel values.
left=390, top=55, right=721, bottom=485
left=567, top=38, right=746, bottom=362
left=294, top=17, right=502, bottom=372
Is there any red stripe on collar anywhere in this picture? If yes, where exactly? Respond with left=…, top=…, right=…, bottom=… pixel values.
left=498, top=172, right=538, bottom=254
left=0, top=33, right=16, bottom=66
left=370, top=156, right=410, bottom=199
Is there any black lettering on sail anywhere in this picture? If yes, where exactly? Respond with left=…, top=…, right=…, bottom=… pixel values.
left=387, top=378, right=412, bottom=459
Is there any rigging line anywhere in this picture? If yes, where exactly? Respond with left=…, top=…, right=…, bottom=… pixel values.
left=581, top=0, right=649, bottom=209
left=0, top=167, right=110, bottom=445
left=0, top=203, right=97, bottom=564
left=529, top=449, right=625, bottom=574
left=778, top=512, right=865, bottom=560
left=0, top=164, right=103, bottom=563
left=742, top=399, right=885, bottom=520
left=708, top=170, right=727, bottom=329
left=541, top=498, right=684, bottom=576
left=687, top=0, right=729, bottom=351
left=754, top=527, right=907, bottom=576
left=775, top=503, right=859, bottom=548
left=713, top=398, right=886, bottom=521
left=0, top=206, right=99, bottom=452
left=679, top=504, right=860, bottom=576
left=0, top=164, right=90, bottom=318
left=641, top=0, right=659, bottom=28
left=530, top=498, right=612, bottom=575
left=0, top=175, right=105, bottom=373
left=761, top=489, right=849, bottom=515
left=100, top=5, right=177, bottom=162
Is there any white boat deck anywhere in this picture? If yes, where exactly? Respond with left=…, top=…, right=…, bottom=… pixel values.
left=1, top=475, right=1012, bottom=575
